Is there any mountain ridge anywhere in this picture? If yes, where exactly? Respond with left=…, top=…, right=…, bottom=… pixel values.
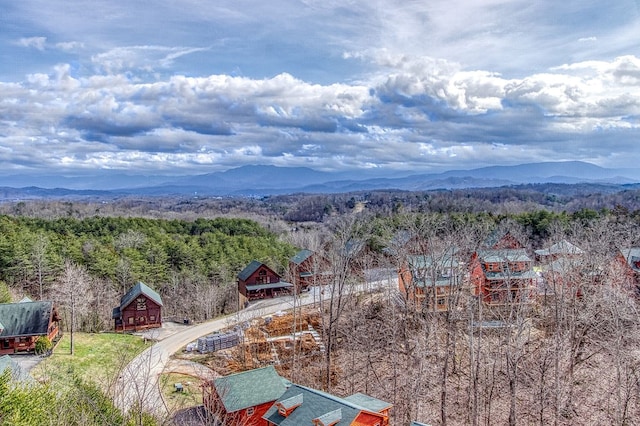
left=1, top=161, right=639, bottom=198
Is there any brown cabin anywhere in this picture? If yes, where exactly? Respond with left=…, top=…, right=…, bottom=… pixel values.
left=470, top=230, right=535, bottom=305
left=112, top=282, right=163, bottom=332
left=0, top=300, right=60, bottom=355
left=238, top=261, right=293, bottom=306
left=398, top=248, right=464, bottom=312
left=289, top=249, right=332, bottom=292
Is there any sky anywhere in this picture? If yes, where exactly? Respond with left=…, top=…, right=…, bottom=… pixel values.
left=1, top=0, right=640, bottom=180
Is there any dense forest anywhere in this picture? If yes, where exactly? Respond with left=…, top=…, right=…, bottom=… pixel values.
left=0, top=216, right=296, bottom=328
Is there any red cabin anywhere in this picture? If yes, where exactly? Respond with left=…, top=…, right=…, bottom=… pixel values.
left=238, top=261, right=293, bottom=306
left=112, top=282, right=163, bottom=332
left=0, top=300, right=60, bottom=355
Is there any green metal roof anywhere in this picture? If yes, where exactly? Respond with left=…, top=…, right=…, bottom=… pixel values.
left=315, top=408, right=342, bottom=425
left=477, top=248, right=532, bottom=263
left=620, top=248, right=640, bottom=272
left=237, top=260, right=264, bottom=281
left=214, top=366, right=288, bottom=413
left=344, top=393, right=392, bottom=412
left=0, top=301, right=54, bottom=338
left=290, top=249, right=313, bottom=265
left=263, top=384, right=387, bottom=425
left=119, top=282, right=163, bottom=310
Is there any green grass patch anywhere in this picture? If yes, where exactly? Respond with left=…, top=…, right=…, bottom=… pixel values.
left=160, top=372, right=203, bottom=412
left=32, top=332, right=150, bottom=393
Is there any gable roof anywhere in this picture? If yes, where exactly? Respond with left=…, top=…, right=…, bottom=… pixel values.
left=263, top=384, right=387, bottom=425
left=237, top=260, right=282, bottom=282
left=0, top=301, right=54, bottom=338
left=477, top=248, right=532, bottom=263
left=214, top=366, right=289, bottom=413
left=238, top=260, right=263, bottom=281
left=291, top=249, right=314, bottom=265
left=535, top=240, right=584, bottom=257
left=119, top=282, right=163, bottom=310
left=482, top=230, right=523, bottom=249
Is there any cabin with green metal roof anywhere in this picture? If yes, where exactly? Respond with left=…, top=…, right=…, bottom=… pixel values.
left=470, top=248, right=536, bottom=305
left=398, top=248, right=465, bottom=312
left=0, top=301, right=60, bottom=355
left=238, top=261, right=293, bottom=306
left=203, top=365, right=290, bottom=425
left=289, top=249, right=331, bottom=291
left=112, top=282, right=163, bottom=332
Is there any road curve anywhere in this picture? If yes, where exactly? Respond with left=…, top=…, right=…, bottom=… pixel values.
left=114, top=276, right=394, bottom=419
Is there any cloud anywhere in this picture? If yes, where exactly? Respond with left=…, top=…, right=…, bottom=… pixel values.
left=1, top=0, right=640, bottom=176
left=17, top=37, right=47, bottom=50
left=55, top=41, right=85, bottom=51
left=91, top=45, right=210, bottom=74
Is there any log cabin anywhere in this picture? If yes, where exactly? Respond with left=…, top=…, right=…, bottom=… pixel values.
left=238, top=261, right=293, bottom=306
left=203, top=366, right=289, bottom=426
left=0, top=300, right=60, bottom=355
left=398, top=248, right=465, bottom=312
left=470, top=248, right=537, bottom=305
left=289, top=249, right=332, bottom=292
left=112, top=282, right=163, bottom=332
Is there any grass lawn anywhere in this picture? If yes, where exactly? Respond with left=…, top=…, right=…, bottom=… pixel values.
left=32, top=331, right=150, bottom=392
left=160, top=372, right=203, bottom=413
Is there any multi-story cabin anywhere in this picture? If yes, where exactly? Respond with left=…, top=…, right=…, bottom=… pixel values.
left=203, top=366, right=290, bottom=426
left=0, top=300, right=60, bottom=355
left=535, top=240, right=585, bottom=296
left=470, top=248, right=537, bottom=305
left=289, top=249, right=331, bottom=292
left=238, top=261, right=294, bottom=306
left=398, top=248, right=465, bottom=312
left=112, top=282, right=163, bottom=332
left=203, top=366, right=393, bottom=426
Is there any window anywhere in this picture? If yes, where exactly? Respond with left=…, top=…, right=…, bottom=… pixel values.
left=139, top=316, right=146, bottom=323
left=150, top=315, right=156, bottom=321
left=2, top=340, right=9, bottom=349
left=246, top=407, right=255, bottom=416
left=128, top=317, right=135, bottom=325
left=437, top=298, right=446, bottom=305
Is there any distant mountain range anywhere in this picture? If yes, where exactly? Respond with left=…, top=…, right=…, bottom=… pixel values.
left=1, top=161, right=640, bottom=199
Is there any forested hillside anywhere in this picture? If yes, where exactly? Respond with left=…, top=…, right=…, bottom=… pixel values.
left=0, top=216, right=296, bottom=328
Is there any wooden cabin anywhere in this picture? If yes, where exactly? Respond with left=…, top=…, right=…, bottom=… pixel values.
left=238, top=261, right=293, bottom=306
left=470, top=248, right=536, bottom=305
left=398, top=248, right=465, bottom=312
left=203, top=366, right=289, bottom=426
left=112, top=282, right=163, bottom=332
left=0, top=300, right=60, bottom=355
left=289, top=249, right=332, bottom=292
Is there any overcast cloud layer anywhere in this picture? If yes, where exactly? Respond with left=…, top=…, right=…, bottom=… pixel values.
left=2, top=0, right=640, bottom=178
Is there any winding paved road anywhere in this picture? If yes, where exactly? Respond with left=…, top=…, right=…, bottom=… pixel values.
left=114, top=273, right=395, bottom=420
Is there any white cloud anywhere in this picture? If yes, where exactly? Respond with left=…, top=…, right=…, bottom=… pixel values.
left=17, top=37, right=47, bottom=50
